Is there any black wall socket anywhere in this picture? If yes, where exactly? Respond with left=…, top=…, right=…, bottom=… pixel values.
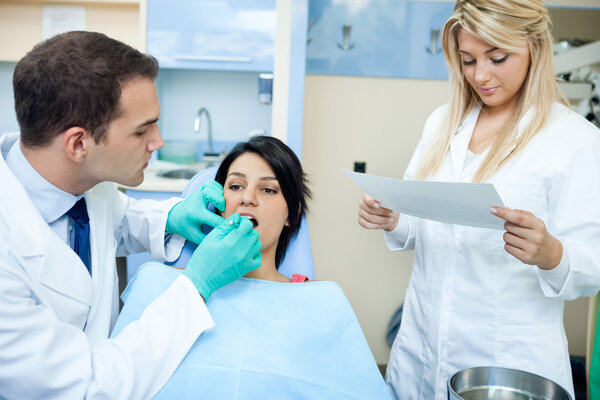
left=354, top=161, right=366, bottom=173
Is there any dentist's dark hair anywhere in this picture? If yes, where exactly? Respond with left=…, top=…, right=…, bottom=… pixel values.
left=215, top=135, right=311, bottom=268
left=13, top=30, right=158, bottom=147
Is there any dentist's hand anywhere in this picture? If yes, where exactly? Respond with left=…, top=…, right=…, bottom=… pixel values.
left=166, top=180, right=226, bottom=244
left=358, top=193, right=400, bottom=232
left=183, top=213, right=262, bottom=300
left=490, top=206, right=563, bottom=270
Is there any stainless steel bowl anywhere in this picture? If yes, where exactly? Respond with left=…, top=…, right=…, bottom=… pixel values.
left=448, top=366, right=572, bottom=400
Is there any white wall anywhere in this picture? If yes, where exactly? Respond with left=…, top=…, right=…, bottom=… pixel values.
left=302, top=75, right=448, bottom=364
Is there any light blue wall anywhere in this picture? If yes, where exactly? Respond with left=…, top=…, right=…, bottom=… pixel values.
left=0, top=63, right=271, bottom=155
left=0, top=62, right=18, bottom=135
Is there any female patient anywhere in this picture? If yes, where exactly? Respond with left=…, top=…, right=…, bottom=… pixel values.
left=214, top=135, right=311, bottom=283
left=112, top=136, right=391, bottom=400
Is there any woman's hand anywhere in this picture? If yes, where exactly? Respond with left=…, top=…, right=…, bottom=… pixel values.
left=358, top=193, right=400, bottom=232
left=490, top=207, right=563, bottom=270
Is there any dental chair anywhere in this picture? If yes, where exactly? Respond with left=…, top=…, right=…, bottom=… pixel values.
left=165, top=166, right=315, bottom=280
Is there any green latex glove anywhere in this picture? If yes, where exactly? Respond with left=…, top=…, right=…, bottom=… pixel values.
left=166, top=180, right=225, bottom=244
left=183, top=213, right=262, bottom=300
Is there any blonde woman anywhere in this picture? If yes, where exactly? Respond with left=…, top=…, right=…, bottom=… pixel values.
left=358, top=1, right=600, bottom=399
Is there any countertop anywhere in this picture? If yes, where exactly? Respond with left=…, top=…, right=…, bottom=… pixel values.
left=117, top=160, right=214, bottom=193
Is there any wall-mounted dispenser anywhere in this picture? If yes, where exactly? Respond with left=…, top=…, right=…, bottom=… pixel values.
left=258, top=73, right=273, bottom=105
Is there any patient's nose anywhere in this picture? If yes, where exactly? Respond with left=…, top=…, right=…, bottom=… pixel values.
left=240, top=189, right=257, bottom=206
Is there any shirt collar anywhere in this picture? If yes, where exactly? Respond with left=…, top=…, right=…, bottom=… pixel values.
left=5, top=140, right=83, bottom=224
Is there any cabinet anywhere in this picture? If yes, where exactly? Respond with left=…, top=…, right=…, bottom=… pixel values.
left=305, top=1, right=454, bottom=80
left=147, top=0, right=276, bottom=72
left=0, top=0, right=147, bottom=62
left=305, top=0, right=600, bottom=80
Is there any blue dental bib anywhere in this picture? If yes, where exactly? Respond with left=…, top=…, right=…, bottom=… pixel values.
left=112, top=263, right=391, bottom=400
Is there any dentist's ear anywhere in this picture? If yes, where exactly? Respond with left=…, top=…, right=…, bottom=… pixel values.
left=63, top=127, right=92, bottom=163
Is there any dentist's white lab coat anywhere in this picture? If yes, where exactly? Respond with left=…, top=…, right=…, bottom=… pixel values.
left=384, top=103, right=600, bottom=400
left=0, top=132, right=214, bottom=399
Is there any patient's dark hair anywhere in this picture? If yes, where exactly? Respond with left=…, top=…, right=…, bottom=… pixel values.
left=13, top=31, right=158, bottom=147
left=215, top=136, right=311, bottom=268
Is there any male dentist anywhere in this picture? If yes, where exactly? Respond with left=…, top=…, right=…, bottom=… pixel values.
left=0, top=31, right=261, bottom=399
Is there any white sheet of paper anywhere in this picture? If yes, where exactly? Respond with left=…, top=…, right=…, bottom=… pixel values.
left=43, top=5, right=85, bottom=40
left=342, top=169, right=506, bottom=230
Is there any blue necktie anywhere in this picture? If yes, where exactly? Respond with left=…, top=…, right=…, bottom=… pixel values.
left=66, top=198, right=91, bottom=274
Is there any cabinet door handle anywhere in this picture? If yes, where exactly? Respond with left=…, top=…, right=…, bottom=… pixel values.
left=173, top=55, right=252, bottom=63
left=426, top=28, right=441, bottom=55
left=337, top=24, right=355, bottom=51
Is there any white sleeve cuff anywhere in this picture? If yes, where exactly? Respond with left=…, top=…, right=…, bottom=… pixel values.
left=383, top=215, right=411, bottom=250
left=537, top=243, right=570, bottom=295
left=164, top=233, right=186, bottom=262
left=150, top=197, right=185, bottom=261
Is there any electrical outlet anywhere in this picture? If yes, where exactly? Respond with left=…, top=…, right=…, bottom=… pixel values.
left=354, top=161, right=366, bottom=173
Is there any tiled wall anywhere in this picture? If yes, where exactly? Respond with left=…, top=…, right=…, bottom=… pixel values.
left=155, top=69, right=272, bottom=151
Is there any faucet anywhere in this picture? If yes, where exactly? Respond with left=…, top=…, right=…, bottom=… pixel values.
left=193, top=107, right=214, bottom=155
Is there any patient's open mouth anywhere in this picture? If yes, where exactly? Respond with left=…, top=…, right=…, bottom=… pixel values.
left=247, top=216, right=259, bottom=228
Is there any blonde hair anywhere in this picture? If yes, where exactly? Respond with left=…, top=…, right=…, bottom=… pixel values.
left=416, top=0, right=566, bottom=182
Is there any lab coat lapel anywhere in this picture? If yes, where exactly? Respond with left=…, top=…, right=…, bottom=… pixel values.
left=84, top=190, right=110, bottom=311
left=499, top=107, right=535, bottom=160
left=449, top=106, right=481, bottom=180
left=0, top=132, right=19, bottom=158
left=39, top=236, right=94, bottom=307
left=0, top=147, right=45, bottom=261
left=26, top=197, right=93, bottom=307
left=1, top=137, right=93, bottom=306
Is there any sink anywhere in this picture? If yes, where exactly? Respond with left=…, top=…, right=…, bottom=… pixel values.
left=156, top=169, right=198, bottom=180
left=152, top=159, right=220, bottom=180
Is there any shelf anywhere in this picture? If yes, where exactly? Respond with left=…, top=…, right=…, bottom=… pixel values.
left=0, top=0, right=146, bottom=61
left=555, top=41, right=600, bottom=74
left=559, top=82, right=593, bottom=101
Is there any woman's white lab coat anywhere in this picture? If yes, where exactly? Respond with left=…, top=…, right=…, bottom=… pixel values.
left=0, top=132, right=214, bottom=399
left=384, top=103, right=600, bottom=400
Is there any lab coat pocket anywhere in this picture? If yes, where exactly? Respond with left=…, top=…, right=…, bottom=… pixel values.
left=496, top=323, right=565, bottom=381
